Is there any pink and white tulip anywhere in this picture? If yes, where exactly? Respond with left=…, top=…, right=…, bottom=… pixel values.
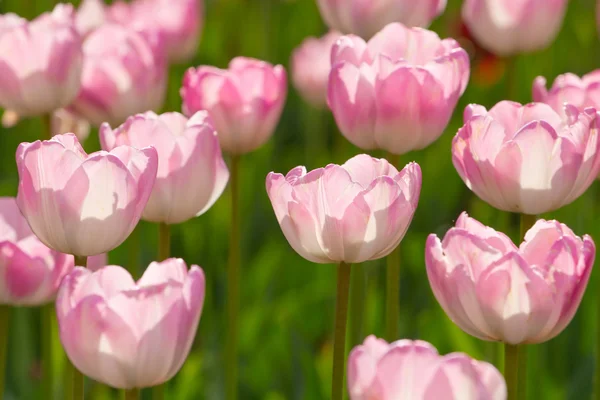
left=57, top=258, right=205, bottom=389
left=16, top=133, right=158, bottom=257
left=316, top=0, right=447, bottom=39
left=69, top=24, right=167, bottom=127
left=426, top=213, right=595, bottom=344
left=100, top=111, right=229, bottom=224
left=348, top=335, right=506, bottom=400
left=462, top=0, right=568, bottom=56
left=51, top=108, right=91, bottom=142
left=75, top=0, right=106, bottom=36
left=452, top=101, right=600, bottom=214
left=181, top=57, right=287, bottom=155
left=291, top=31, right=341, bottom=108
left=328, top=23, right=470, bottom=155
left=533, top=71, right=600, bottom=119
left=266, top=154, right=421, bottom=264
left=0, top=4, right=83, bottom=117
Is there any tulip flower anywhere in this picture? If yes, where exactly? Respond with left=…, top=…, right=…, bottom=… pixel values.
left=51, top=109, right=91, bottom=142
left=348, top=335, right=507, bottom=399
left=100, top=111, right=229, bottom=224
left=16, top=133, right=158, bottom=257
left=291, top=31, right=341, bottom=108
left=462, top=0, right=568, bottom=56
left=75, top=0, right=106, bottom=36
left=328, top=23, right=470, bottom=155
left=426, top=212, right=595, bottom=345
left=69, top=24, right=167, bottom=127
left=0, top=4, right=83, bottom=117
left=452, top=101, right=600, bottom=214
left=56, top=258, right=205, bottom=389
left=266, top=154, right=421, bottom=264
left=316, top=0, right=447, bottom=39
left=181, top=57, right=287, bottom=155
left=533, top=71, right=600, bottom=118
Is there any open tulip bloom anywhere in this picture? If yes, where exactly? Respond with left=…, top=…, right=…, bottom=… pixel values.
left=452, top=101, right=600, bottom=215
left=533, top=71, right=600, bottom=118
left=328, top=23, right=470, bottom=155
left=348, top=335, right=507, bottom=400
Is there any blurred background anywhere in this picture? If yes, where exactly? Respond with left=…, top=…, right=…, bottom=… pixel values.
left=1, top=0, right=600, bottom=399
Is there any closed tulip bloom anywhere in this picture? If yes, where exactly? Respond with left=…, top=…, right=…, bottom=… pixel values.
left=462, top=0, right=568, bottom=56
left=100, top=111, right=229, bottom=224
left=266, top=154, right=421, bottom=264
left=0, top=4, right=83, bottom=117
left=56, top=258, right=205, bottom=389
left=317, top=0, right=446, bottom=39
left=69, top=24, right=167, bottom=127
left=328, top=23, right=470, bottom=155
left=181, top=57, right=287, bottom=154
left=426, top=213, right=595, bottom=344
left=533, top=71, right=600, bottom=119
left=348, top=335, right=506, bottom=400
left=452, top=101, right=600, bottom=214
left=16, top=133, right=158, bottom=257
left=291, top=31, right=341, bottom=108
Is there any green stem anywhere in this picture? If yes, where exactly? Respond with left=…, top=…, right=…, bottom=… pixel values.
left=127, top=226, right=141, bottom=278
left=70, top=256, right=87, bottom=400
left=519, top=214, right=537, bottom=241
left=348, top=265, right=366, bottom=348
left=0, top=306, right=9, bottom=399
left=41, top=113, right=53, bottom=140
left=385, top=152, right=401, bottom=341
left=226, top=155, right=241, bottom=400
left=42, top=304, right=54, bottom=400
left=504, top=343, right=520, bottom=400
left=123, top=388, right=140, bottom=400
left=332, top=262, right=352, bottom=400
left=505, top=56, right=519, bottom=101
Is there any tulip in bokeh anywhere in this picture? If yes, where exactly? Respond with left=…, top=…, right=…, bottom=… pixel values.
left=291, top=31, right=341, bottom=108
left=453, top=101, right=600, bottom=214
left=51, top=108, right=91, bottom=142
left=533, top=71, right=600, bottom=118
left=16, top=133, right=158, bottom=256
left=328, top=23, right=469, bottom=155
left=462, top=0, right=568, bottom=56
left=100, top=111, right=229, bottom=224
left=266, top=154, right=421, bottom=264
left=69, top=24, right=167, bottom=127
left=57, top=258, right=205, bottom=389
left=182, top=57, right=287, bottom=154
left=75, top=0, right=105, bottom=36
left=426, top=213, right=594, bottom=344
left=316, top=0, right=446, bottom=39
left=348, top=335, right=506, bottom=399
left=0, top=4, right=83, bottom=117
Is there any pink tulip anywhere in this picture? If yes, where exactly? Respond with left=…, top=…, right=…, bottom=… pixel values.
left=181, top=57, right=287, bottom=154
left=533, top=71, right=600, bottom=119
left=291, top=31, right=341, bottom=108
left=0, top=4, right=83, bottom=117
left=426, top=213, right=595, bottom=344
left=51, top=108, right=91, bottom=142
left=328, top=23, right=470, bottom=155
left=56, top=258, right=205, bottom=389
left=69, top=24, right=167, bottom=127
left=316, top=0, right=446, bottom=39
left=348, top=335, right=506, bottom=400
left=100, top=111, right=229, bottom=224
left=266, top=154, right=421, bottom=264
left=462, top=0, right=568, bottom=56
left=16, top=133, right=158, bottom=257
left=452, top=101, right=600, bottom=214
left=75, top=0, right=106, bottom=36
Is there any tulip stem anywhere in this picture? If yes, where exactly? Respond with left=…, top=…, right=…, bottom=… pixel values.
left=506, top=56, right=519, bottom=101
left=42, top=113, right=52, bottom=140
left=42, top=304, right=54, bottom=399
left=123, top=388, right=140, bottom=400
left=385, top=152, right=401, bottom=341
left=0, top=305, right=9, bottom=398
left=504, top=343, right=520, bottom=400
left=70, top=256, right=87, bottom=400
left=349, top=265, right=366, bottom=347
left=332, top=262, right=352, bottom=400
left=226, top=154, right=241, bottom=400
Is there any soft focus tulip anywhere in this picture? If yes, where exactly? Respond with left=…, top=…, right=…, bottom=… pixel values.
left=328, top=23, right=470, bottom=155
left=52, top=108, right=91, bottom=142
left=182, top=57, right=287, bottom=154
left=16, top=133, right=158, bottom=257
left=266, top=154, right=421, bottom=264
left=75, top=0, right=106, bottom=36
left=316, top=0, right=446, bottom=39
left=348, top=335, right=506, bottom=400
left=533, top=71, right=600, bottom=119
left=291, top=31, right=341, bottom=108
left=426, top=213, right=595, bottom=344
left=462, top=0, right=568, bottom=56
left=0, top=4, right=83, bottom=117
left=452, top=101, right=600, bottom=214
left=69, top=24, right=167, bottom=127
left=100, top=111, right=229, bottom=224
left=57, top=258, right=205, bottom=389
